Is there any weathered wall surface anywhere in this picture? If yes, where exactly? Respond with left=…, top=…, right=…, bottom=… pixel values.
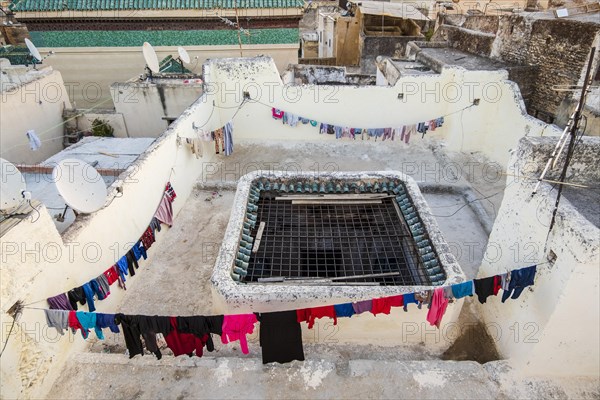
left=335, top=15, right=361, bottom=66
left=0, top=88, right=220, bottom=398
left=478, top=136, right=599, bottom=377
left=0, top=68, right=72, bottom=164
left=110, top=81, right=203, bottom=137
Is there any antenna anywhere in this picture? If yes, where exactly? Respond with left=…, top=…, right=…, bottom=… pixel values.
left=142, top=42, right=160, bottom=79
left=52, top=159, right=107, bottom=214
left=0, top=158, right=28, bottom=214
left=177, top=46, right=191, bottom=73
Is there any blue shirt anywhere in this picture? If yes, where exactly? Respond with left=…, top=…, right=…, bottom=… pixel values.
left=334, top=303, right=355, bottom=318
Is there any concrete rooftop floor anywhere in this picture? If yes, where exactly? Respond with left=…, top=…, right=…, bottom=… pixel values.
left=45, top=140, right=598, bottom=399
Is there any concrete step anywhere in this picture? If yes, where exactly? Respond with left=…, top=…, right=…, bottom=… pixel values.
left=46, top=352, right=599, bottom=400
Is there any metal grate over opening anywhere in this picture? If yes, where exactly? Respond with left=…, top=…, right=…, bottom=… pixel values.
left=244, top=192, right=432, bottom=286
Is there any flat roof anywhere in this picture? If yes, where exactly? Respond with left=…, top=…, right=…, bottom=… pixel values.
left=357, top=1, right=430, bottom=21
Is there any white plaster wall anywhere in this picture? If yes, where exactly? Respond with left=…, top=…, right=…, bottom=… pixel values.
left=0, top=90, right=219, bottom=398
left=110, top=82, right=203, bottom=137
left=477, top=138, right=600, bottom=377
left=193, top=57, right=561, bottom=167
left=0, top=68, right=72, bottom=164
left=39, top=45, right=299, bottom=109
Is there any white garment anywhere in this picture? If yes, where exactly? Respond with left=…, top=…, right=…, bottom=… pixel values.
left=26, top=130, right=41, bottom=151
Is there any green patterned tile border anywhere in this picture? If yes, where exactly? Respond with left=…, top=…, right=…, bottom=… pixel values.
left=10, top=0, right=304, bottom=11
left=28, top=28, right=299, bottom=47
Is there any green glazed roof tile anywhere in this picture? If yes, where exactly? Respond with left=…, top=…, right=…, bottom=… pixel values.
left=10, top=0, right=303, bottom=11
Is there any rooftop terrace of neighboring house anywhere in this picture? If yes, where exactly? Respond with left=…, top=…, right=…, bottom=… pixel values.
left=0, top=59, right=52, bottom=89
left=13, top=136, right=155, bottom=233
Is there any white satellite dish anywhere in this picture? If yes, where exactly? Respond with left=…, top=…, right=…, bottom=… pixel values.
left=177, top=46, right=191, bottom=64
left=0, top=158, right=26, bottom=213
left=142, top=42, right=160, bottom=74
left=25, top=38, right=42, bottom=62
left=52, top=159, right=107, bottom=214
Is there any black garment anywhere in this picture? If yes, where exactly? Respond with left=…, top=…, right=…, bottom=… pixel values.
left=258, top=311, right=304, bottom=364
left=114, top=314, right=171, bottom=359
left=473, top=276, right=496, bottom=304
left=177, top=315, right=224, bottom=352
left=67, top=287, right=87, bottom=310
left=126, top=251, right=139, bottom=276
left=139, top=316, right=171, bottom=360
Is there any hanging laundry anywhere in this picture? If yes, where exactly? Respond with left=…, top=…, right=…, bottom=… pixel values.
left=501, top=266, right=536, bottom=302
left=451, top=281, right=474, bottom=299
left=155, top=193, right=174, bottom=227
left=352, top=299, right=372, bottom=315
left=47, top=293, right=73, bottom=311
left=131, top=241, right=147, bottom=261
left=334, top=125, right=343, bottom=139
left=177, top=315, right=224, bottom=353
left=82, top=282, right=96, bottom=312
left=417, top=122, right=429, bottom=138
left=493, top=274, right=503, bottom=296
left=67, top=287, right=86, bottom=310
left=116, top=254, right=133, bottom=279
left=89, top=279, right=107, bottom=301
left=96, top=313, right=120, bottom=334
left=104, top=267, right=119, bottom=286
left=258, top=311, right=304, bottom=364
left=299, top=117, right=310, bottom=125
left=95, top=274, right=111, bottom=299
left=68, top=310, right=88, bottom=338
left=426, top=287, right=449, bottom=328
left=415, top=290, right=432, bottom=310
left=287, top=113, right=300, bottom=127
left=165, top=316, right=210, bottom=357
left=282, top=112, right=289, bottom=125
left=26, top=129, right=41, bottom=151
left=474, top=276, right=497, bottom=304
left=501, top=271, right=511, bottom=291
left=114, top=314, right=171, bottom=359
left=443, top=286, right=454, bottom=300
left=186, top=138, right=203, bottom=159
left=223, top=121, right=234, bottom=156
left=382, top=128, right=393, bottom=141
left=141, top=226, right=156, bottom=250
left=198, top=128, right=212, bottom=142
left=297, top=306, right=337, bottom=329
left=319, top=123, right=328, bottom=134
left=149, top=217, right=162, bottom=234
left=371, top=295, right=403, bottom=316
left=213, top=128, right=224, bottom=154
left=428, top=120, right=437, bottom=131
left=402, top=125, right=416, bottom=144
left=310, top=120, right=318, bottom=127
left=221, top=314, right=258, bottom=354
left=435, top=117, right=444, bottom=128
left=165, top=182, right=177, bottom=202
left=402, top=293, right=419, bottom=311
left=44, top=309, right=69, bottom=335
left=334, top=303, right=355, bottom=318
left=272, top=108, right=284, bottom=119
left=76, top=311, right=103, bottom=339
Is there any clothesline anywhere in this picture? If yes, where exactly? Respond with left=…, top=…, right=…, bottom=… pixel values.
left=21, top=182, right=178, bottom=310
left=29, top=263, right=540, bottom=365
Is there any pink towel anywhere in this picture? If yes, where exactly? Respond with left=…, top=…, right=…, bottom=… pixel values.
left=221, top=314, right=257, bottom=354
left=426, top=287, right=449, bottom=328
left=154, top=194, right=173, bottom=227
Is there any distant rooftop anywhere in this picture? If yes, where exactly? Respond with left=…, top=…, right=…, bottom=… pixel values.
left=9, top=0, right=304, bottom=11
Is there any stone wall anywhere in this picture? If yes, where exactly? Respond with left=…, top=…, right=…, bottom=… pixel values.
left=359, top=35, right=421, bottom=74
left=442, top=14, right=600, bottom=124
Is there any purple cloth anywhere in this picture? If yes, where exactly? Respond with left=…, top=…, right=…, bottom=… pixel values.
left=352, top=300, right=373, bottom=314
left=47, top=293, right=73, bottom=310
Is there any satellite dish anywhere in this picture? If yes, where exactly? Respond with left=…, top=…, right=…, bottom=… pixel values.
left=52, top=159, right=107, bottom=214
left=177, top=47, right=191, bottom=64
left=25, top=38, right=42, bottom=62
left=0, top=158, right=26, bottom=213
left=142, top=42, right=160, bottom=74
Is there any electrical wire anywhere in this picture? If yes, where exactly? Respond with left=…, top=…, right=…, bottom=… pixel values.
left=0, top=317, right=17, bottom=358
